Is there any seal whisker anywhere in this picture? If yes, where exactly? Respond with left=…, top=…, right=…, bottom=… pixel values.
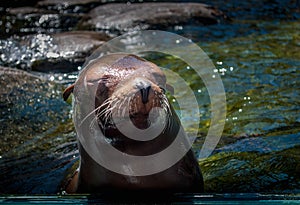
left=103, top=108, right=113, bottom=127
left=90, top=116, right=102, bottom=130
left=116, top=96, right=128, bottom=117
left=105, top=102, right=118, bottom=118
left=80, top=104, right=105, bottom=127
left=98, top=108, right=110, bottom=121
left=88, top=97, right=117, bottom=130
left=96, top=97, right=116, bottom=118
left=91, top=107, right=111, bottom=130
left=163, top=96, right=171, bottom=116
left=121, top=96, right=131, bottom=118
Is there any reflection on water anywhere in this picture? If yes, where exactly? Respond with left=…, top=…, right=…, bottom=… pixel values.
left=1, top=193, right=300, bottom=204
left=0, top=0, right=299, bottom=196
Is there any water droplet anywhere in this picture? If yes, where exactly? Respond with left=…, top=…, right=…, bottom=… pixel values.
left=49, top=76, right=55, bottom=81
left=238, top=109, right=242, bottom=112
left=216, top=61, right=223, bottom=65
left=68, top=75, right=78, bottom=79
left=219, top=68, right=227, bottom=73
left=212, top=75, right=216, bottom=78
left=197, top=89, right=202, bottom=93
left=46, top=52, right=59, bottom=58
left=186, top=66, right=190, bottom=70
left=219, top=68, right=227, bottom=75
left=39, top=15, right=48, bottom=24
left=174, top=25, right=183, bottom=30
left=172, top=99, right=176, bottom=103
left=230, top=66, right=234, bottom=71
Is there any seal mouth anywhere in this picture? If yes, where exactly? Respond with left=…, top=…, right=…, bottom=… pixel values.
left=129, top=113, right=151, bottom=129
left=91, top=88, right=170, bottom=134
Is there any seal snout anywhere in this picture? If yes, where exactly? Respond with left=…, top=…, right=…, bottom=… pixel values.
left=135, top=78, right=153, bottom=105
left=140, top=86, right=151, bottom=104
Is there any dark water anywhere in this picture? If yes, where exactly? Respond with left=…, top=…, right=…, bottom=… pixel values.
left=0, top=0, right=299, bottom=201
left=1, top=193, right=300, bottom=204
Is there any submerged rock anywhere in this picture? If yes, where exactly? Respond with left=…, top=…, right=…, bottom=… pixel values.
left=0, top=66, right=77, bottom=194
left=0, top=66, right=70, bottom=156
left=214, top=133, right=300, bottom=154
left=200, top=146, right=300, bottom=193
left=79, top=3, right=226, bottom=34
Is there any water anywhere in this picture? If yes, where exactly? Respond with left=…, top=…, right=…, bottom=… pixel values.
left=0, top=0, right=299, bottom=200
left=0, top=194, right=300, bottom=204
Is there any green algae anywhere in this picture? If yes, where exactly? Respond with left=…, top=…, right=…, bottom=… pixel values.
left=200, top=146, right=300, bottom=193
left=168, top=20, right=300, bottom=193
left=200, top=20, right=300, bottom=137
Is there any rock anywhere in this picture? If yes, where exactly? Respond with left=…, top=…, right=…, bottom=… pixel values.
left=31, top=31, right=109, bottom=72
left=200, top=146, right=300, bottom=193
left=0, top=66, right=70, bottom=156
left=214, top=133, right=300, bottom=154
left=3, top=6, right=81, bottom=37
left=37, top=0, right=105, bottom=13
left=0, top=66, right=77, bottom=194
left=0, top=0, right=40, bottom=8
left=8, top=7, right=48, bottom=15
left=0, top=31, right=109, bottom=72
left=79, top=2, right=226, bottom=34
left=38, top=0, right=100, bottom=7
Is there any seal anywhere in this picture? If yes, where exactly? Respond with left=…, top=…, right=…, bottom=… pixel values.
left=63, top=54, right=204, bottom=193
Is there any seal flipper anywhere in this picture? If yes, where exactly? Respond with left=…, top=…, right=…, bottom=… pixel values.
left=63, top=84, right=75, bottom=101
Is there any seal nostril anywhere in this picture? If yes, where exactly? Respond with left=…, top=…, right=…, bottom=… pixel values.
left=140, top=86, right=151, bottom=104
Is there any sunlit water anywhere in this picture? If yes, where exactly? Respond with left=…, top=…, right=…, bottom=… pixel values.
left=0, top=0, right=299, bottom=197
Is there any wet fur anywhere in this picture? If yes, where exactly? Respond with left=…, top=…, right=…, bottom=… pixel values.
left=63, top=54, right=204, bottom=193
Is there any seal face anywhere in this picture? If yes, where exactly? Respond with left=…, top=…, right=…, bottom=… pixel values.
left=63, top=54, right=204, bottom=193
left=93, top=54, right=168, bottom=133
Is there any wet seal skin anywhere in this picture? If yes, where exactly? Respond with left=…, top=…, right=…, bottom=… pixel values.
left=63, top=54, right=204, bottom=194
